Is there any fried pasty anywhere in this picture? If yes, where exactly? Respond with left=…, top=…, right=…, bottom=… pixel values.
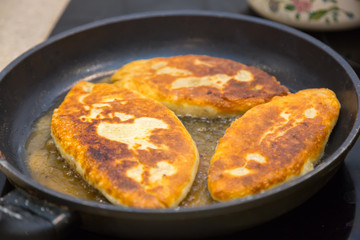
left=51, top=81, right=199, bottom=208
left=208, top=88, right=340, bottom=201
left=111, top=55, right=289, bottom=117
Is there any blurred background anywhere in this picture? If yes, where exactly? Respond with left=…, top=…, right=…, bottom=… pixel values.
left=0, top=0, right=359, bottom=239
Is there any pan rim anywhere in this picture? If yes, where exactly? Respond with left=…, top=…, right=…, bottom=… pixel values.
left=1, top=10, right=360, bottom=216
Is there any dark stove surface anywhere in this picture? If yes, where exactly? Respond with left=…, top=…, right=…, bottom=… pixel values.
left=1, top=1, right=360, bottom=239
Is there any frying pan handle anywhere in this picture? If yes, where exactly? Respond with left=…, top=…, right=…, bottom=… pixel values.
left=0, top=188, right=75, bottom=240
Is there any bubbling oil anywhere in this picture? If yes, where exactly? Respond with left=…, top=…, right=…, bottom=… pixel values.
left=26, top=110, right=236, bottom=207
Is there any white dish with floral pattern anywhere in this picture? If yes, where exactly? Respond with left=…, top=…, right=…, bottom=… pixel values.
left=247, top=0, right=360, bottom=31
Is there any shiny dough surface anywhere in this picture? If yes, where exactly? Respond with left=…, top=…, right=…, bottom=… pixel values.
left=208, top=88, right=340, bottom=201
left=111, top=55, right=289, bottom=117
left=51, top=81, right=199, bottom=208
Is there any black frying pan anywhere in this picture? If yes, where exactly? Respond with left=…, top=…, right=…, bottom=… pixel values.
left=0, top=11, right=359, bottom=239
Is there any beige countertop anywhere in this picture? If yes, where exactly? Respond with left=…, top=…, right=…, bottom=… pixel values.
left=0, top=0, right=70, bottom=71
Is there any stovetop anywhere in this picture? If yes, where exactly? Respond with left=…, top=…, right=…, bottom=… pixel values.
left=1, top=1, right=360, bottom=239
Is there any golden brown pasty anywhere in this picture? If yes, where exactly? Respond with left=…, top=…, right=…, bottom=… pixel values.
left=51, top=81, right=199, bottom=208
left=208, top=88, right=340, bottom=201
left=111, top=55, right=289, bottom=117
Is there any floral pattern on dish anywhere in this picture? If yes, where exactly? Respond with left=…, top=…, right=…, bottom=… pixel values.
left=268, top=0, right=354, bottom=24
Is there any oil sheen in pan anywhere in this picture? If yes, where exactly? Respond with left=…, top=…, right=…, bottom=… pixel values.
left=25, top=108, right=236, bottom=207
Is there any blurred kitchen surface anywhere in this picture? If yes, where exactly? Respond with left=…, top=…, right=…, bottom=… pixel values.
left=0, top=0, right=70, bottom=71
left=1, top=1, right=360, bottom=239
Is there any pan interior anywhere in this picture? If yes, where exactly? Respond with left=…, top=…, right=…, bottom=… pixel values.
left=0, top=13, right=358, bottom=210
